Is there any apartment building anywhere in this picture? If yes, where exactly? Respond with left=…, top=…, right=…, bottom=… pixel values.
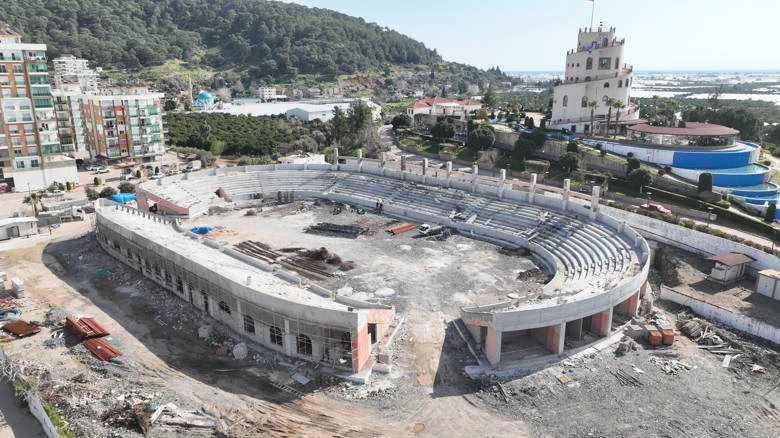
left=0, top=28, right=76, bottom=191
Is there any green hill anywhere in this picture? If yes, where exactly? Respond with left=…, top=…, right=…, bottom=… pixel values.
left=2, top=0, right=442, bottom=79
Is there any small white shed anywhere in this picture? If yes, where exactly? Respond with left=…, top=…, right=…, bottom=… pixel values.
left=0, top=217, right=39, bottom=240
left=706, top=252, right=754, bottom=285
left=756, top=269, right=780, bottom=301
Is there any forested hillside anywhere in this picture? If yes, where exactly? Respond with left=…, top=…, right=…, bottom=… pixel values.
left=2, top=0, right=441, bottom=78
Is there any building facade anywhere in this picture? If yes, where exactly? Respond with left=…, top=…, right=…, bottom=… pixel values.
left=550, top=27, right=640, bottom=134
left=51, top=55, right=99, bottom=93
left=406, top=97, right=483, bottom=118
left=75, top=87, right=165, bottom=163
left=0, top=28, right=76, bottom=191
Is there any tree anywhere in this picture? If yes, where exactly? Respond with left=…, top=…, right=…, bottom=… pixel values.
left=482, top=84, right=498, bottom=110
left=391, top=114, right=411, bottom=130
left=99, top=187, right=118, bottom=198
left=135, top=170, right=142, bottom=179
left=85, top=187, right=99, bottom=201
left=514, top=136, right=538, bottom=161
left=708, top=85, right=723, bottom=111
left=163, top=99, right=178, bottom=111
left=604, top=98, right=616, bottom=136
left=566, top=140, right=579, bottom=153
left=627, top=168, right=653, bottom=192
left=612, top=100, right=625, bottom=135
left=328, top=106, right=349, bottom=145
left=588, top=100, right=598, bottom=136
left=765, top=203, right=777, bottom=223
left=431, top=120, right=455, bottom=143
left=118, top=181, right=136, bottom=194
left=22, top=191, right=44, bottom=217
left=698, top=172, right=713, bottom=193
left=93, top=177, right=102, bottom=186
left=664, top=99, right=679, bottom=127
left=468, top=126, right=496, bottom=150
left=768, top=124, right=780, bottom=146
left=626, top=157, right=641, bottom=174
left=559, top=152, right=579, bottom=174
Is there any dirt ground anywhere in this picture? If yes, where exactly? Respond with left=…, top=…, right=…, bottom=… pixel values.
left=0, top=201, right=778, bottom=437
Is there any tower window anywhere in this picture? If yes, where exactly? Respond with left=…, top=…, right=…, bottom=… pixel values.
left=581, top=97, right=588, bottom=108
left=618, top=80, right=623, bottom=88
left=598, top=57, right=611, bottom=70
left=586, top=58, right=593, bottom=70
left=604, top=82, right=610, bottom=88
left=562, top=95, right=568, bottom=107
left=615, top=57, right=620, bottom=69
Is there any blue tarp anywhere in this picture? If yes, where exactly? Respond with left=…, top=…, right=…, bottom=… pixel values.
left=110, top=193, right=137, bottom=204
left=190, top=226, right=214, bottom=235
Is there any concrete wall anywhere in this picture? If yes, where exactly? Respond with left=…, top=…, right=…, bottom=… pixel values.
left=602, top=205, right=780, bottom=275
left=660, top=285, right=780, bottom=345
left=756, top=273, right=780, bottom=300
left=6, top=162, right=79, bottom=192
left=0, top=346, right=58, bottom=438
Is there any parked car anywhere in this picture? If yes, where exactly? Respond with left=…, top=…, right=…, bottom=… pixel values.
left=85, top=164, right=102, bottom=171
left=93, top=167, right=110, bottom=174
left=150, top=173, right=165, bottom=180
left=640, top=202, right=672, bottom=214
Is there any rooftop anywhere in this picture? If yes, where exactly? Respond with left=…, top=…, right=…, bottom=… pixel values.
left=97, top=204, right=353, bottom=312
left=628, top=122, right=739, bottom=136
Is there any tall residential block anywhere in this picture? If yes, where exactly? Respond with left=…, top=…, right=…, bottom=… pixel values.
left=0, top=28, right=76, bottom=191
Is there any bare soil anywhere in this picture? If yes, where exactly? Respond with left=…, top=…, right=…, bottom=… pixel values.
left=0, top=203, right=777, bottom=437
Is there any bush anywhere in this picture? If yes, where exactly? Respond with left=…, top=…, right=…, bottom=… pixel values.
left=664, top=166, right=672, bottom=173
left=135, top=170, right=142, bottom=179
left=93, top=177, right=101, bottom=186
left=714, top=200, right=731, bottom=209
left=99, top=187, right=118, bottom=198
left=761, top=159, right=772, bottom=166
left=118, top=181, right=135, bottom=194
left=65, top=181, right=72, bottom=191
left=85, top=187, right=99, bottom=201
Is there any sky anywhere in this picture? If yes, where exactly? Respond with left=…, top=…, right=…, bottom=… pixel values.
left=289, top=0, right=780, bottom=72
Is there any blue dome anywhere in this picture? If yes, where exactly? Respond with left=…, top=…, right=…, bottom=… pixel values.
left=197, top=91, right=213, bottom=100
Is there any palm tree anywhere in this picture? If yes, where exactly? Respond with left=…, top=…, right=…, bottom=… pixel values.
left=588, top=100, right=598, bottom=136
left=612, top=100, right=625, bottom=136
left=664, top=99, right=679, bottom=127
left=651, top=95, right=660, bottom=124
left=605, top=98, right=617, bottom=136
left=23, top=191, right=44, bottom=217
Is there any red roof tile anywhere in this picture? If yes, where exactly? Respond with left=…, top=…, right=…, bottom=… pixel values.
left=2, top=320, right=41, bottom=338
left=83, top=338, right=123, bottom=361
left=66, top=316, right=110, bottom=340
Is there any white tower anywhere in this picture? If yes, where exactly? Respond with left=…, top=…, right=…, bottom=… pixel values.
left=550, top=27, right=639, bottom=135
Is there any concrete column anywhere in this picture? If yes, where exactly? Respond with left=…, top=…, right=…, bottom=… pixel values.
left=529, top=173, right=537, bottom=203
left=401, top=155, right=407, bottom=172
left=545, top=322, right=566, bottom=354
left=562, top=178, right=571, bottom=210
left=284, top=319, right=293, bottom=356
left=591, top=308, right=613, bottom=337
left=380, top=152, right=386, bottom=167
left=485, top=327, right=502, bottom=366
left=333, top=148, right=339, bottom=166
left=590, top=185, right=600, bottom=219
left=446, top=161, right=453, bottom=188
left=471, top=164, right=479, bottom=192
left=617, top=290, right=641, bottom=316
left=422, top=158, right=428, bottom=176
left=357, top=149, right=363, bottom=171
left=566, top=318, right=584, bottom=340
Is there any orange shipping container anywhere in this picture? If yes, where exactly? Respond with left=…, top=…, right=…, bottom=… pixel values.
left=648, top=331, right=663, bottom=346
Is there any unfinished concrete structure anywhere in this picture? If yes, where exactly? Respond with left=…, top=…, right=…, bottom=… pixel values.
left=94, top=199, right=394, bottom=372
left=128, top=157, right=649, bottom=368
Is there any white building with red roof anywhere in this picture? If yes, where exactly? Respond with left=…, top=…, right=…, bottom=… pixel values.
left=406, top=97, right=482, bottom=118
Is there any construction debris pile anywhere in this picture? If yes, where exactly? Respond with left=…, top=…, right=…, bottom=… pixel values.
left=236, top=240, right=357, bottom=280
left=306, top=222, right=368, bottom=238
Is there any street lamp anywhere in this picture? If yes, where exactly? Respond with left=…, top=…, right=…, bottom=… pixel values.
left=706, top=206, right=713, bottom=227
left=646, top=191, right=652, bottom=202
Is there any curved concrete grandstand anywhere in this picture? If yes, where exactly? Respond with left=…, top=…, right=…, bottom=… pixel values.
left=94, top=199, right=394, bottom=372
left=129, top=158, right=650, bottom=368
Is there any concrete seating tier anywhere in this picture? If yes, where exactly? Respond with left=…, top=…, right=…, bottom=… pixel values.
left=142, top=169, right=639, bottom=284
